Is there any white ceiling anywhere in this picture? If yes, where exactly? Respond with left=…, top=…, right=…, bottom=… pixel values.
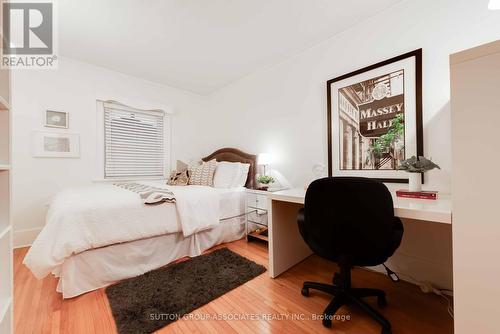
left=59, top=0, right=401, bottom=95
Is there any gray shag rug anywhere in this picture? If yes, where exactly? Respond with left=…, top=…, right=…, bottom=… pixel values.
left=105, top=247, right=266, bottom=334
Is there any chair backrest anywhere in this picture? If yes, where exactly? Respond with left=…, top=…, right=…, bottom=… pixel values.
left=302, top=177, right=401, bottom=266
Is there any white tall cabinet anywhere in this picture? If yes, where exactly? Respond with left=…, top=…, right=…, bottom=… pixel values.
left=0, top=0, right=13, bottom=332
left=450, top=40, right=500, bottom=334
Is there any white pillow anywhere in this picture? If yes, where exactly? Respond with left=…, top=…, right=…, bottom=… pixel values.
left=213, top=162, right=242, bottom=188
left=233, top=163, right=250, bottom=187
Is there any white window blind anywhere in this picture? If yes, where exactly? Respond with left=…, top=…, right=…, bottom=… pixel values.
left=104, top=102, right=165, bottom=179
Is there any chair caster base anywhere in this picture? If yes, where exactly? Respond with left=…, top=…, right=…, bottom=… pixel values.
left=302, top=272, right=392, bottom=332
left=377, top=295, right=387, bottom=307
left=333, top=272, right=342, bottom=286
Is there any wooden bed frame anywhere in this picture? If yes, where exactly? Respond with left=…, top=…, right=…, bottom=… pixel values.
left=202, top=147, right=257, bottom=189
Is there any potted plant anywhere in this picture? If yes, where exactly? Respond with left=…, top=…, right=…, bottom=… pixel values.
left=397, top=156, right=440, bottom=191
left=256, top=175, right=275, bottom=191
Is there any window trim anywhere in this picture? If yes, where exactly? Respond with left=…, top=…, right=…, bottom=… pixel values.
left=95, top=100, right=171, bottom=181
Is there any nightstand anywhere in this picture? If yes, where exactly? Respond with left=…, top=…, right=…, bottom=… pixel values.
left=245, top=188, right=269, bottom=242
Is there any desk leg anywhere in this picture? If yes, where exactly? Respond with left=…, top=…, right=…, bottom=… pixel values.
left=268, top=199, right=312, bottom=278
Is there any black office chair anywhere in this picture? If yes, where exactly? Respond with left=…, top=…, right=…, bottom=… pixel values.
left=297, top=177, right=404, bottom=334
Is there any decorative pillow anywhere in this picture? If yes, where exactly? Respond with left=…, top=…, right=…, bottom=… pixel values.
left=187, top=160, right=201, bottom=174
left=176, top=160, right=189, bottom=171
left=188, top=159, right=217, bottom=186
left=167, top=169, right=190, bottom=186
left=213, top=161, right=243, bottom=188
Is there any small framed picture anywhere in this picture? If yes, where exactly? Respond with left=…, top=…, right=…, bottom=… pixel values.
left=45, top=110, right=69, bottom=128
left=32, top=131, right=80, bottom=158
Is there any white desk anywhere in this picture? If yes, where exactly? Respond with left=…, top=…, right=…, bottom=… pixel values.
left=267, top=187, right=452, bottom=278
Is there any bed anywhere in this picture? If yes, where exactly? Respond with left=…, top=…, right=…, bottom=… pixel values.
left=23, top=148, right=257, bottom=298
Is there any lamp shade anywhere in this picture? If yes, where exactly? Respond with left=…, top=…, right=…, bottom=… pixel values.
left=258, top=153, right=272, bottom=165
left=489, top=0, right=500, bottom=9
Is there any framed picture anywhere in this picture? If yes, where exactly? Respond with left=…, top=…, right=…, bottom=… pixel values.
left=45, top=110, right=69, bottom=128
left=32, top=131, right=80, bottom=158
left=327, top=49, right=423, bottom=183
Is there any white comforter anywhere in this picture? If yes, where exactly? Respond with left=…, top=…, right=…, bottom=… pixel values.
left=23, top=182, right=220, bottom=279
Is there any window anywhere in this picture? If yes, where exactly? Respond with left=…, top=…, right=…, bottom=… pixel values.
left=102, top=101, right=168, bottom=179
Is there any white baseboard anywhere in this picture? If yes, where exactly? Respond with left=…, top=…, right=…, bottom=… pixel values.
left=14, top=227, right=42, bottom=248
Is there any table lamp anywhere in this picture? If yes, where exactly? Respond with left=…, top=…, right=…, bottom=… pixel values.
left=258, top=153, right=272, bottom=176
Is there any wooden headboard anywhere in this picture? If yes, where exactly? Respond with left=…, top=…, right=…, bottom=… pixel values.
left=202, top=148, right=257, bottom=189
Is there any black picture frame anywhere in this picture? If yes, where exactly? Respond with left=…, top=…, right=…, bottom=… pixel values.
left=327, top=49, right=423, bottom=183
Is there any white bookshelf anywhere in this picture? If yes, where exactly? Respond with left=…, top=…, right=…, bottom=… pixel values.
left=451, top=40, right=500, bottom=333
left=0, top=96, right=9, bottom=111
left=0, top=0, right=13, bottom=332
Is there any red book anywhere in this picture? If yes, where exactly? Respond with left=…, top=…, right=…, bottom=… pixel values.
left=396, top=190, right=438, bottom=200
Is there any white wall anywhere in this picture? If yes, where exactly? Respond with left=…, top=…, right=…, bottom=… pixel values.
left=198, top=0, right=500, bottom=290
left=203, top=0, right=500, bottom=192
left=11, top=58, right=206, bottom=246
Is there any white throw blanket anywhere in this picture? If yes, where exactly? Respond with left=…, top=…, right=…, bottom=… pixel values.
left=23, top=182, right=220, bottom=279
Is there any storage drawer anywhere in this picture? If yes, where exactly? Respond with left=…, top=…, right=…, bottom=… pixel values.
left=247, top=193, right=268, bottom=210
left=247, top=209, right=268, bottom=226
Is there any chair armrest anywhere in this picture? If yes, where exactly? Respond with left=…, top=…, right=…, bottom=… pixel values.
left=297, top=208, right=307, bottom=240
left=297, top=208, right=305, bottom=224
left=392, top=216, right=404, bottom=249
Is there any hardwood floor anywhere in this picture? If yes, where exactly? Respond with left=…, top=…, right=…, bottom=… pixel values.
left=14, top=240, right=453, bottom=334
